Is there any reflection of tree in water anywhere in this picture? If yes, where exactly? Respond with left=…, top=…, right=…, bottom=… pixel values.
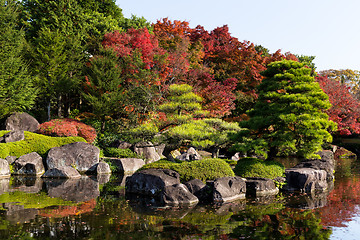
left=319, top=176, right=360, bottom=227
left=230, top=207, right=331, bottom=239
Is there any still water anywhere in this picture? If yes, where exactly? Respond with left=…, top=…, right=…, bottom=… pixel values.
left=0, top=156, right=359, bottom=240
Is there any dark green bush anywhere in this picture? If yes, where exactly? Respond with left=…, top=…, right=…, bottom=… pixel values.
left=140, top=159, right=235, bottom=182
left=0, top=131, right=86, bottom=158
left=234, top=157, right=285, bottom=179
left=103, top=147, right=139, bottom=158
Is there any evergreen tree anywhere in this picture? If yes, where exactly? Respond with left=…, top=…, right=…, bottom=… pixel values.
left=0, top=0, right=37, bottom=118
left=236, top=60, right=336, bottom=159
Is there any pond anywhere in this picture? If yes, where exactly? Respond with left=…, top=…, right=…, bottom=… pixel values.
left=0, top=156, right=359, bottom=240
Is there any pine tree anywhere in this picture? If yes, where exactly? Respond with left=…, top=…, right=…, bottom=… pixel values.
left=0, top=0, right=37, bottom=118
left=238, top=60, right=336, bottom=159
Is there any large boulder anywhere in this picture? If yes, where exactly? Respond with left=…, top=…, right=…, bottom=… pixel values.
left=162, top=184, right=199, bottom=206
left=111, top=140, right=132, bottom=149
left=294, top=150, right=335, bottom=181
left=284, top=168, right=328, bottom=193
left=106, top=158, right=145, bottom=174
left=125, top=169, right=180, bottom=196
left=95, top=161, right=111, bottom=175
left=13, top=152, right=45, bottom=176
left=46, top=142, right=100, bottom=173
left=245, top=177, right=279, bottom=197
left=0, top=159, right=11, bottom=178
left=0, top=130, right=24, bottom=143
left=176, top=147, right=202, bottom=161
left=42, top=166, right=81, bottom=179
left=209, top=176, right=246, bottom=203
left=4, top=112, right=39, bottom=132
left=133, top=142, right=161, bottom=163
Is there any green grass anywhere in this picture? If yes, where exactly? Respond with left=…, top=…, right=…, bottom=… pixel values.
left=103, top=147, right=140, bottom=158
left=140, top=158, right=235, bottom=182
left=234, top=157, right=285, bottom=179
left=0, top=131, right=86, bottom=158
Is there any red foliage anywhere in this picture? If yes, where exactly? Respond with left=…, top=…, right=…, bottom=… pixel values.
left=38, top=118, right=97, bottom=143
left=39, top=199, right=96, bottom=218
left=317, top=75, right=360, bottom=135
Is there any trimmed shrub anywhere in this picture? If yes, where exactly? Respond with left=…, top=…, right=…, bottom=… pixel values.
left=38, top=118, right=96, bottom=143
left=103, top=147, right=139, bottom=158
left=234, top=157, right=285, bottom=179
left=0, top=131, right=86, bottom=158
left=140, top=159, right=235, bottom=182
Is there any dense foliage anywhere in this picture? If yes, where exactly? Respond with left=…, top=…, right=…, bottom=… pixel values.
left=139, top=159, right=235, bottom=182
left=233, top=157, right=285, bottom=179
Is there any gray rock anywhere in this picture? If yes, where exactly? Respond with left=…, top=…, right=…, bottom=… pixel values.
left=155, top=143, right=166, bottom=158
left=107, top=158, right=145, bottom=174
left=0, top=178, right=9, bottom=195
left=245, top=177, right=279, bottom=197
left=5, top=156, right=17, bottom=164
left=125, top=169, right=180, bottom=196
left=133, top=142, right=161, bottom=163
left=45, top=176, right=100, bottom=202
left=42, top=166, right=81, bottom=179
left=111, top=140, right=132, bottom=149
left=0, top=130, right=24, bottom=143
left=184, top=179, right=211, bottom=203
left=96, top=161, right=111, bottom=174
left=176, top=147, right=202, bottom=161
left=13, top=152, right=45, bottom=176
left=162, top=184, right=199, bottom=206
left=210, top=176, right=246, bottom=203
left=0, top=159, right=11, bottom=178
left=46, top=142, right=100, bottom=173
left=5, top=112, right=39, bottom=132
left=284, top=168, right=328, bottom=193
left=8, top=176, right=43, bottom=193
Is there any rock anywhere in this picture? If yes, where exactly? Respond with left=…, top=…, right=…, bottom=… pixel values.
left=4, top=112, right=39, bottom=132
left=8, top=176, right=43, bottom=193
left=125, top=169, right=180, bottom=196
left=111, top=140, right=132, bottom=149
left=133, top=142, right=161, bottom=163
left=231, top=152, right=247, bottom=161
left=245, top=177, right=279, bottom=197
left=184, top=179, right=211, bottom=203
left=169, top=150, right=181, bottom=161
left=42, top=166, right=81, bottom=179
left=176, top=147, right=202, bottom=161
left=0, top=178, right=9, bottom=195
left=284, top=168, right=328, bottom=193
left=46, top=142, right=100, bottom=173
left=0, top=159, right=11, bottom=178
left=209, top=176, right=246, bottom=203
left=106, top=158, right=145, bottom=174
left=96, top=161, right=111, bottom=174
left=0, top=130, right=24, bottom=143
left=5, top=156, right=17, bottom=164
left=45, top=176, right=100, bottom=202
left=13, top=152, right=45, bottom=176
left=155, top=143, right=166, bottom=158
left=287, top=191, right=329, bottom=209
left=294, top=150, right=335, bottom=180
left=162, top=184, right=199, bottom=206
left=335, top=147, right=357, bottom=159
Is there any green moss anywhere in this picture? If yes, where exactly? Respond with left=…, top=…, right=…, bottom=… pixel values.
left=234, top=157, right=285, bottom=179
left=0, top=131, right=86, bottom=158
left=103, top=147, right=139, bottom=158
left=0, top=191, right=75, bottom=210
left=140, top=159, right=235, bottom=182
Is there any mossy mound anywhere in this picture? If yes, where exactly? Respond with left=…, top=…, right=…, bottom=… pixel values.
left=0, top=131, right=86, bottom=158
left=140, top=159, right=235, bottom=182
left=103, top=147, right=140, bottom=158
left=234, top=157, right=285, bottom=179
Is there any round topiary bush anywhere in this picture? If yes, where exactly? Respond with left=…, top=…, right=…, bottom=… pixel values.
left=38, top=118, right=97, bottom=143
left=140, top=159, right=235, bottom=182
left=234, top=157, right=285, bottom=179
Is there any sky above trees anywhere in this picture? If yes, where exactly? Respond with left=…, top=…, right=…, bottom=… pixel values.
left=117, top=0, right=360, bottom=71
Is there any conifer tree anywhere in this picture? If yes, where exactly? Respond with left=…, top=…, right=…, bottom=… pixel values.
left=237, top=60, right=336, bottom=159
left=0, top=0, right=37, bottom=118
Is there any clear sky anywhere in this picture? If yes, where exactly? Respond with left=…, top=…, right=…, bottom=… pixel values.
left=116, top=0, right=360, bottom=71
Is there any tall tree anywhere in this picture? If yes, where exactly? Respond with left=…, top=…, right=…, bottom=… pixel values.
left=236, top=60, right=336, bottom=159
left=0, top=0, right=37, bottom=118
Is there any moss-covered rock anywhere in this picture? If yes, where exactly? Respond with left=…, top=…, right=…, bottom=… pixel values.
left=234, top=157, right=285, bottom=179
left=140, top=159, right=235, bottom=183
left=0, top=131, right=86, bottom=158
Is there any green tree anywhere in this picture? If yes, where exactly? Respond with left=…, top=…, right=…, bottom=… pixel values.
left=236, top=60, right=336, bottom=159
left=82, top=48, right=126, bottom=132
left=0, top=0, right=37, bottom=118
